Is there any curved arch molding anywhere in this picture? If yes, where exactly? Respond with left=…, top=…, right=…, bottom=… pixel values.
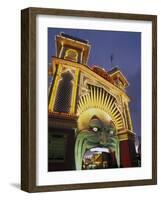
left=77, top=84, right=125, bottom=131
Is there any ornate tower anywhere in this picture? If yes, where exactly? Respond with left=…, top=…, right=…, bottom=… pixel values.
left=48, top=33, right=138, bottom=171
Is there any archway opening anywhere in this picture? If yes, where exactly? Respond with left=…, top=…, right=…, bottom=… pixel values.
left=82, top=147, right=118, bottom=170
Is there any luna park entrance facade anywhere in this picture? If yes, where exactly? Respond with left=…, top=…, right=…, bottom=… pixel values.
left=48, top=33, right=138, bottom=171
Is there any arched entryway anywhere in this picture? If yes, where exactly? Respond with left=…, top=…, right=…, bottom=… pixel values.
left=75, top=107, right=120, bottom=170
left=75, top=84, right=125, bottom=170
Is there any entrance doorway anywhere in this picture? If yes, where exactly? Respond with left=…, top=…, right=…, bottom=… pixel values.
left=82, top=148, right=118, bottom=170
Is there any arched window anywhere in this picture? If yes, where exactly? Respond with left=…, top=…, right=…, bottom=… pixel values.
left=64, top=49, right=78, bottom=62
left=54, top=71, right=73, bottom=113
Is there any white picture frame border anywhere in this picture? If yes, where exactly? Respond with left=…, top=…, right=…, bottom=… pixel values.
left=36, top=14, right=153, bottom=186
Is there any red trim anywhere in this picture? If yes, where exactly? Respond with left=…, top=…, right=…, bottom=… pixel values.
left=120, top=140, right=132, bottom=167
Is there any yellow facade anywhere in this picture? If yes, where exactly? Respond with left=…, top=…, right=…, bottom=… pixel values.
left=48, top=33, right=135, bottom=141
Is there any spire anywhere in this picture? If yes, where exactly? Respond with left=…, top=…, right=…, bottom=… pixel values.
left=110, top=53, right=114, bottom=68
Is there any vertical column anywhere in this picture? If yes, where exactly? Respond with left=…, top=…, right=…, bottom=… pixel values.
left=125, top=102, right=133, bottom=131
left=48, top=64, right=62, bottom=112
left=118, top=131, right=138, bottom=167
left=120, top=139, right=132, bottom=167
left=80, top=49, right=84, bottom=63
left=70, top=68, right=79, bottom=114
left=59, top=43, right=64, bottom=58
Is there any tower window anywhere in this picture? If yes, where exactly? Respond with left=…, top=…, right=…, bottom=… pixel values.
left=64, top=49, right=78, bottom=62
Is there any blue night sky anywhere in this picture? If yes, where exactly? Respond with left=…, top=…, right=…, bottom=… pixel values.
left=48, top=28, right=141, bottom=137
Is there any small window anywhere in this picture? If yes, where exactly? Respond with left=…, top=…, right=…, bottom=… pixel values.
left=64, top=49, right=78, bottom=62
left=48, top=134, right=66, bottom=163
